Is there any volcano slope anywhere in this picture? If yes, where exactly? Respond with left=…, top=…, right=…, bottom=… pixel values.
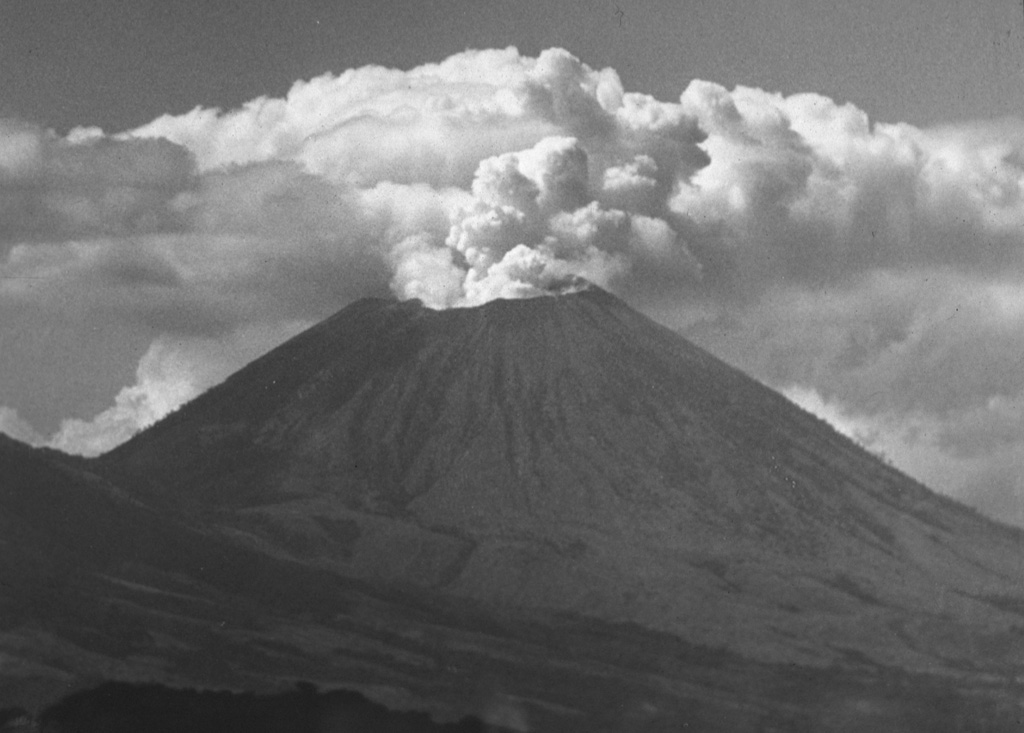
left=87, top=286, right=1024, bottom=727
left=0, top=434, right=435, bottom=714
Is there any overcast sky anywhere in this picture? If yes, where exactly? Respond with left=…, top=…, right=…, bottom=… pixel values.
left=4, top=0, right=1024, bottom=525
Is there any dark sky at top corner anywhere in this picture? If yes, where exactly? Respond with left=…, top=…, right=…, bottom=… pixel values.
left=2, top=0, right=1024, bottom=134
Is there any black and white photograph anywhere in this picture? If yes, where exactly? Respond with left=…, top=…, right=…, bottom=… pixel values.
left=3, top=1, right=1024, bottom=730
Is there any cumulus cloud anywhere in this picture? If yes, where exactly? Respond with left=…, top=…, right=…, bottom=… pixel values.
left=664, top=80, right=1024, bottom=523
left=4, top=46, right=1024, bottom=525
left=16, top=321, right=309, bottom=457
left=47, top=338, right=203, bottom=456
left=3, top=48, right=707, bottom=335
left=0, top=406, right=45, bottom=446
left=0, top=122, right=192, bottom=250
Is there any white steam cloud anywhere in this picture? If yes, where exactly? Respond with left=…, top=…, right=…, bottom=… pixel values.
left=2, top=47, right=1024, bottom=526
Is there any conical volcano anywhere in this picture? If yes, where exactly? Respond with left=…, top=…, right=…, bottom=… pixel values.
left=101, top=285, right=1024, bottom=678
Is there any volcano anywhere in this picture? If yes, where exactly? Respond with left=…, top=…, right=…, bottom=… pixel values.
left=9, top=285, right=1024, bottom=729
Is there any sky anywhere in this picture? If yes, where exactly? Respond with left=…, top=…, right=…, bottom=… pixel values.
left=4, top=0, right=1024, bottom=524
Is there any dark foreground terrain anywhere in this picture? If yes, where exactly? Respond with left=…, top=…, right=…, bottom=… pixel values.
left=29, top=682, right=489, bottom=733
left=9, top=663, right=1024, bottom=733
left=6, top=287, right=1024, bottom=730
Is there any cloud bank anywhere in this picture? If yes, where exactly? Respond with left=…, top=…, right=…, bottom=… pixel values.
left=3, top=47, right=1024, bottom=524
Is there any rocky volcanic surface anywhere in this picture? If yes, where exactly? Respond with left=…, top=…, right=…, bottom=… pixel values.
left=6, top=286, right=1024, bottom=729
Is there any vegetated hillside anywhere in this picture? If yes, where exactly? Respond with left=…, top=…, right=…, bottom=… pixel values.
left=100, top=287, right=1024, bottom=675
left=0, top=434, right=458, bottom=713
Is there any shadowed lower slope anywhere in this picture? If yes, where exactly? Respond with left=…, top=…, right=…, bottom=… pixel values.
left=0, top=434, right=456, bottom=713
